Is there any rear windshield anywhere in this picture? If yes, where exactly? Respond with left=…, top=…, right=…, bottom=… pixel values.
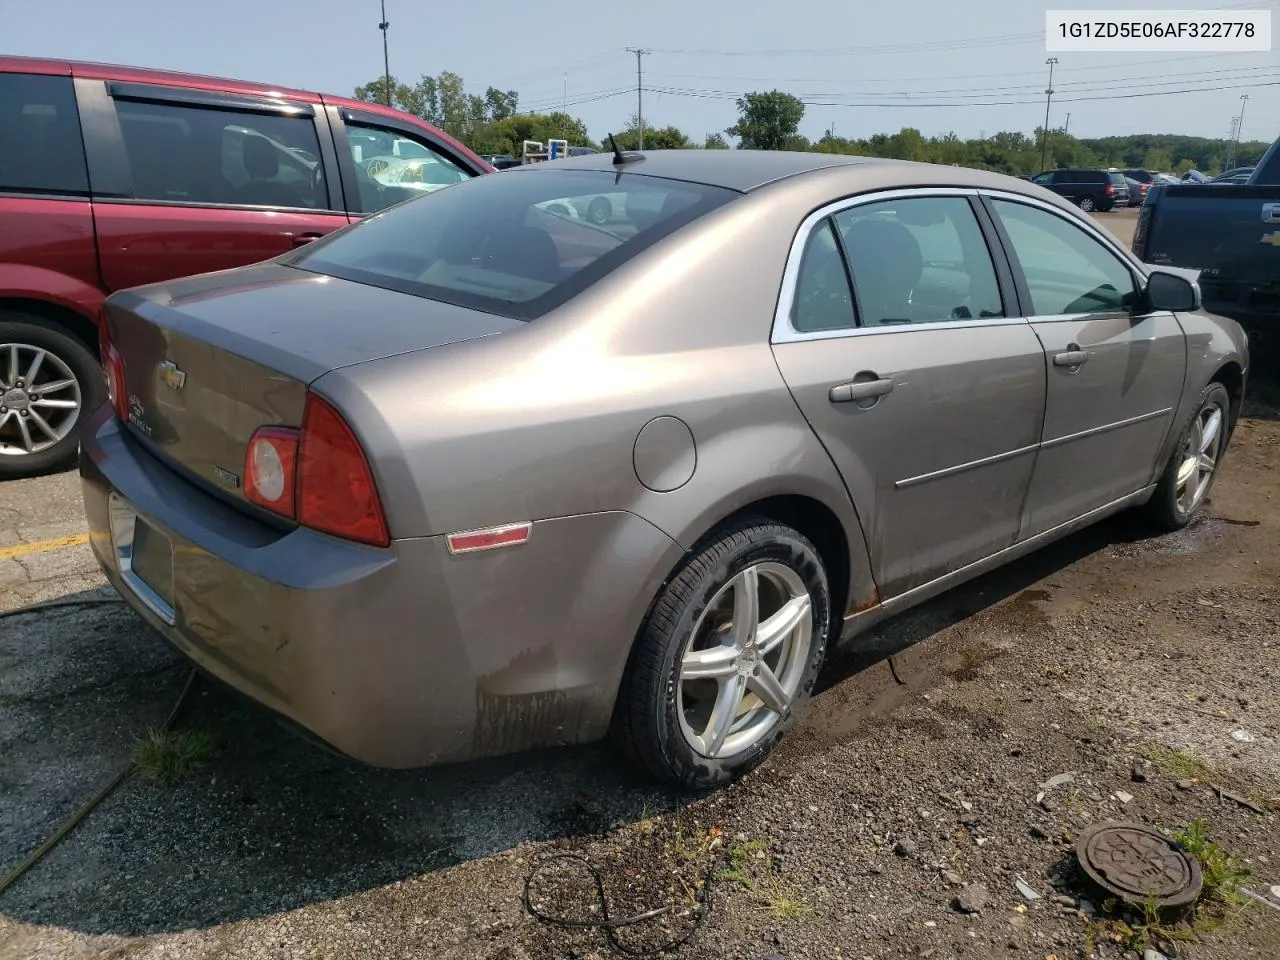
left=289, top=169, right=738, bottom=320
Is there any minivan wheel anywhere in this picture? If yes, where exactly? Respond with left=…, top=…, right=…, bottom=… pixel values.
left=0, top=315, right=104, bottom=480
left=612, top=519, right=831, bottom=789
left=1078, top=196, right=1096, bottom=212
left=587, top=197, right=611, bottom=225
left=1145, top=382, right=1232, bottom=532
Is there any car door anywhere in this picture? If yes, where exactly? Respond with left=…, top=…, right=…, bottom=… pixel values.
left=770, top=191, right=1046, bottom=599
left=985, top=195, right=1187, bottom=538
left=73, top=78, right=350, bottom=292
left=323, top=106, right=481, bottom=218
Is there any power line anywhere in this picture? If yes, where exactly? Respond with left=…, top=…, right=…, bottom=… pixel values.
left=642, top=78, right=1280, bottom=109
left=649, top=32, right=1043, bottom=57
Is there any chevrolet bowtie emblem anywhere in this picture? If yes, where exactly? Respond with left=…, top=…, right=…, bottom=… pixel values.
left=158, top=360, right=186, bottom=391
left=1262, top=232, right=1280, bottom=247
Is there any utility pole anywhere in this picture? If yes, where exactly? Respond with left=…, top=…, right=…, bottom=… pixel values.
left=626, top=47, right=649, bottom=149
left=562, top=74, right=567, bottom=115
left=1040, top=57, right=1058, bottom=173
left=1237, top=94, right=1249, bottom=159
left=1064, top=112, right=1071, bottom=135
left=1226, top=116, right=1240, bottom=168
left=378, top=0, right=391, bottom=108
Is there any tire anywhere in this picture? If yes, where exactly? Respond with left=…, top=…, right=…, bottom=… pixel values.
left=1078, top=196, right=1096, bottom=213
left=0, top=314, right=104, bottom=480
left=587, top=197, right=611, bottom=226
left=612, top=518, right=831, bottom=790
left=1145, top=382, right=1232, bottom=532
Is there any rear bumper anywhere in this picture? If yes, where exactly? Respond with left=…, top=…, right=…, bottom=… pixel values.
left=79, top=405, right=684, bottom=768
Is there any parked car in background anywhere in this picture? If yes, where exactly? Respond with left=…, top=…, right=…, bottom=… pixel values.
left=1120, top=168, right=1160, bottom=187
left=0, top=56, right=492, bottom=478
left=1124, top=176, right=1150, bottom=207
left=84, top=151, right=1246, bottom=788
left=1181, top=170, right=1209, bottom=183
left=1134, top=134, right=1280, bottom=332
left=1029, top=168, right=1129, bottom=212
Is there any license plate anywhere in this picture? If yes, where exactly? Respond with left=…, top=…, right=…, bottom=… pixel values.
left=108, top=494, right=176, bottom=625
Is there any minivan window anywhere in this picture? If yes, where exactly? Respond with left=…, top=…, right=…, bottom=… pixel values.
left=113, top=98, right=329, bottom=209
left=0, top=74, right=89, bottom=196
left=343, top=122, right=471, bottom=214
left=291, top=169, right=738, bottom=320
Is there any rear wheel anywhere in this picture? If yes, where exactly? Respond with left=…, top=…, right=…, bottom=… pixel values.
left=0, top=315, right=103, bottom=480
left=1078, top=196, right=1096, bottom=213
left=1145, top=382, right=1231, bottom=531
left=612, top=519, right=831, bottom=789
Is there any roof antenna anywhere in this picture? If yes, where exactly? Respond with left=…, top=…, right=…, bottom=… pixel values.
left=608, top=133, right=625, bottom=165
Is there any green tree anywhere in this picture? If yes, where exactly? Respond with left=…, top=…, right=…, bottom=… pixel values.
left=704, top=132, right=730, bottom=150
left=612, top=119, right=693, bottom=150
left=726, top=91, right=805, bottom=150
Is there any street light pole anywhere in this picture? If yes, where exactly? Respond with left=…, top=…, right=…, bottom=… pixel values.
left=1040, top=57, right=1058, bottom=172
left=378, top=0, right=391, bottom=108
left=1237, top=93, right=1249, bottom=151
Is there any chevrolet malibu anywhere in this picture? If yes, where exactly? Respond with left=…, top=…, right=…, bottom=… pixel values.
left=81, top=151, right=1248, bottom=789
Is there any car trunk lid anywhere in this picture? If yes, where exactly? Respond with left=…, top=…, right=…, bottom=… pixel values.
left=105, top=262, right=522, bottom=507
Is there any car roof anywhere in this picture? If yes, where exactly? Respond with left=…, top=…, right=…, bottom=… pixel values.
left=515, top=150, right=873, bottom=192
left=0, top=54, right=416, bottom=124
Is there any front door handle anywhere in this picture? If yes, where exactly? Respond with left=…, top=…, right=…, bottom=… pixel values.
left=1053, top=349, right=1088, bottom=367
left=1262, top=202, right=1280, bottom=224
left=291, top=232, right=324, bottom=247
left=829, top=378, right=894, bottom=403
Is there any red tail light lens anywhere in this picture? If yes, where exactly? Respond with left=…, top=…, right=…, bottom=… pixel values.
left=297, top=393, right=389, bottom=547
left=1105, top=184, right=1115, bottom=196
left=98, top=320, right=127, bottom=421
left=244, top=427, right=299, bottom=517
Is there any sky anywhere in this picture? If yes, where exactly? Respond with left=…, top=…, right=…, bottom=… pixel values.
left=2, top=0, right=1276, bottom=146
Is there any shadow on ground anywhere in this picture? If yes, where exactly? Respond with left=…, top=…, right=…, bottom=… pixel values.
left=0, top=498, right=1256, bottom=936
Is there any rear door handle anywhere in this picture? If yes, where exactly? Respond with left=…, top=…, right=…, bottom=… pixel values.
left=1053, top=350, right=1088, bottom=367
left=291, top=233, right=324, bottom=247
left=1263, top=202, right=1280, bottom=224
left=829, top=378, right=894, bottom=403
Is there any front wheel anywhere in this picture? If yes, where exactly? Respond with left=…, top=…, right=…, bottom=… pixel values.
left=612, top=519, right=831, bottom=789
left=0, top=315, right=104, bottom=480
left=1078, top=196, right=1096, bottom=213
left=1145, top=382, right=1231, bottom=531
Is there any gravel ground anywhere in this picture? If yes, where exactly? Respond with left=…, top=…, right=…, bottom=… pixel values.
left=2, top=206, right=1278, bottom=959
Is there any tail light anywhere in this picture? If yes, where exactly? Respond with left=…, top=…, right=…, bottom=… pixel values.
left=1105, top=183, right=1115, bottom=196
left=242, top=392, right=389, bottom=547
left=98, top=318, right=127, bottom=421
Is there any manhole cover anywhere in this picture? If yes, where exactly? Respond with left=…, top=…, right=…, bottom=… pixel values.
left=1076, top=821, right=1203, bottom=908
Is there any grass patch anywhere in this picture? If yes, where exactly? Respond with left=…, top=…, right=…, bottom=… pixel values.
left=717, top=838, right=766, bottom=888
left=1146, top=746, right=1211, bottom=781
left=759, top=878, right=814, bottom=920
left=132, top=727, right=217, bottom=784
left=1173, top=817, right=1252, bottom=920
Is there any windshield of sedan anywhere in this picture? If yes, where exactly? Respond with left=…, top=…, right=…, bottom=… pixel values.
left=290, top=169, right=739, bottom=320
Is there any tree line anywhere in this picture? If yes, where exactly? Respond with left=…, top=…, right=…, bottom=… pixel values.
left=354, top=72, right=1271, bottom=176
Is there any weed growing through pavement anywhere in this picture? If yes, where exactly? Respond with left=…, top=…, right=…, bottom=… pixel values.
left=132, top=727, right=217, bottom=784
left=717, top=837, right=813, bottom=921
left=1145, top=746, right=1212, bottom=781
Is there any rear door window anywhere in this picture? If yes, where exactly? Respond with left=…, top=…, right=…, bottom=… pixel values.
left=113, top=98, right=329, bottom=209
left=291, top=168, right=738, bottom=320
left=0, top=73, right=89, bottom=195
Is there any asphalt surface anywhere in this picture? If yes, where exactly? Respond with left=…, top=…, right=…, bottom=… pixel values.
left=3, top=206, right=1278, bottom=959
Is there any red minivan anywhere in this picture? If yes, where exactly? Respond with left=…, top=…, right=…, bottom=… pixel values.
left=0, top=56, right=493, bottom=479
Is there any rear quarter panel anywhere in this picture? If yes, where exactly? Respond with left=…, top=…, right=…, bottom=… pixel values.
left=0, top=196, right=103, bottom=321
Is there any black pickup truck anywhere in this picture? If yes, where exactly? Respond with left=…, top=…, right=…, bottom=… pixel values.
left=1133, top=135, right=1280, bottom=333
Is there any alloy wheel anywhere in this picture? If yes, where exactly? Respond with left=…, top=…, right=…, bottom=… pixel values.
left=1175, top=399, right=1224, bottom=515
left=0, top=343, right=83, bottom=457
left=677, top=562, right=813, bottom=759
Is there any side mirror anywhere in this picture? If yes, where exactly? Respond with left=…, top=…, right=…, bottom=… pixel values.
left=1142, top=269, right=1201, bottom=313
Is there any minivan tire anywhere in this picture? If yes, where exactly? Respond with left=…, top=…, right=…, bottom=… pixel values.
left=612, top=518, right=831, bottom=790
left=1078, top=196, right=1096, bottom=212
left=0, top=314, right=104, bottom=480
